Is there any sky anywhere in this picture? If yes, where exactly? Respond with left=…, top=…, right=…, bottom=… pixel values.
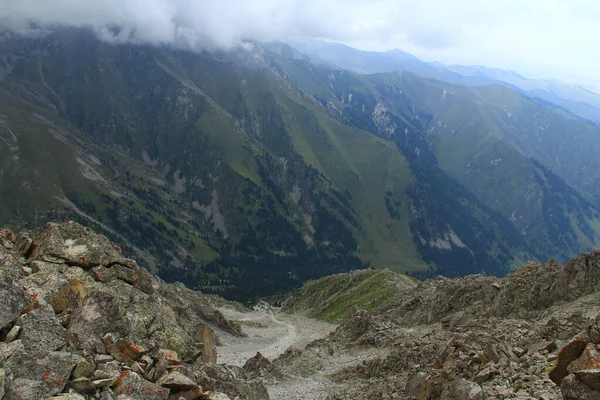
left=2, top=0, right=600, bottom=89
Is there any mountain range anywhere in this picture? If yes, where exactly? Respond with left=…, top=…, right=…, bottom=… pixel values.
left=1, top=27, right=600, bottom=300
left=290, top=39, right=600, bottom=124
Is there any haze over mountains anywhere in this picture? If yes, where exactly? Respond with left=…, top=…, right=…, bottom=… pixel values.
left=290, top=39, right=600, bottom=124
left=1, top=26, right=600, bottom=300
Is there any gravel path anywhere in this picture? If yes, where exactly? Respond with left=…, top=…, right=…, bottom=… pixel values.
left=215, top=305, right=339, bottom=399
left=217, top=305, right=336, bottom=366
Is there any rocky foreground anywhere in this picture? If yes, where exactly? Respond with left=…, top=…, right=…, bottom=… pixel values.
left=0, top=222, right=269, bottom=400
left=2, top=222, right=600, bottom=400
left=275, top=255, right=600, bottom=399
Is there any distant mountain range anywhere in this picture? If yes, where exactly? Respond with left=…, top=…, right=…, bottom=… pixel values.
left=1, top=27, right=600, bottom=300
left=289, top=40, right=600, bottom=124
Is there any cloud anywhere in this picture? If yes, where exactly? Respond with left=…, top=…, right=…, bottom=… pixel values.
left=2, top=0, right=600, bottom=86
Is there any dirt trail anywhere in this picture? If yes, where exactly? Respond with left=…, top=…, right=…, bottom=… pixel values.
left=216, top=305, right=336, bottom=366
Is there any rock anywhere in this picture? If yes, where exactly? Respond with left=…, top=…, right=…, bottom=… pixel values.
left=550, top=332, right=589, bottom=385
left=441, top=378, right=484, bottom=400
left=0, top=276, right=28, bottom=331
left=573, top=369, right=600, bottom=391
left=199, top=326, right=217, bottom=364
left=567, top=343, right=600, bottom=372
left=166, top=385, right=204, bottom=400
left=70, top=377, right=96, bottom=394
left=473, top=367, right=496, bottom=384
left=4, top=325, right=20, bottom=344
left=157, top=349, right=180, bottom=365
left=202, top=393, right=231, bottom=400
left=156, top=371, right=198, bottom=390
left=4, top=378, right=43, bottom=400
left=95, top=354, right=115, bottom=364
left=561, top=374, right=600, bottom=400
left=0, top=368, right=5, bottom=399
left=589, top=316, right=600, bottom=344
left=72, top=361, right=94, bottom=378
left=93, top=378, right=115, bottom=388
left=4, top=349, right=84, bottom=398
left=106, top=339, right=147, bottom=362
left=113, top=371, right=170, bottom=400
left=242, top=352, right=283, bottom=379
left=17, top=305, right=66, bottom=351
left=28, top=222, right=137, bottom=270
left=67, top=291, right=131, bottom=356
left=0, top=340, right=24, bottom=365
left=94, top=361, right=120, bottom=380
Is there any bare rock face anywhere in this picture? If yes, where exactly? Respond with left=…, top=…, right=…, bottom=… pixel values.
left=0, top=222, right=268, bottom=400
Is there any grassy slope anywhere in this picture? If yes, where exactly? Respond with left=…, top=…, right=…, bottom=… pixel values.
left=281, top=269, right=417, bottom=323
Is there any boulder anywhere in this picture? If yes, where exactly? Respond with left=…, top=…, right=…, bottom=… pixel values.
left=106, top=339, right=147, bottom=363
left=0, top=276, right=27, bottom=332
left=4, top=349, right=84, bottom=398
left=113, top=371, right=170, bottom=400
left=441, top=378, right=484, bottom=400
left=550, top=332, right=588, bottom=385
left=0, top=368, right=5, bottom=399
left=561, top=374, right=600, bottom=400
left=4, top=378, right=43, bottom=400
left=67, top=290, right=131, bottom=356
left=573, top=369, right=600, bottom=391
left=156, top=371, right=198, bottom=391
left=242, top=352, right=283, bottom=379
left=17, top=304, right=66, bottom=351
left=28, top=222, right=137, bottom=270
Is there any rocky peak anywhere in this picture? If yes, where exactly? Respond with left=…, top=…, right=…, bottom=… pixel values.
left=0, top=222, right=269, bottom=400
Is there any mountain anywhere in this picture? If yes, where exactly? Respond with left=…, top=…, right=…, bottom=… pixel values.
left=290, top=40, right=600, bottom=123
left=1, top=27, right=600, bottom=300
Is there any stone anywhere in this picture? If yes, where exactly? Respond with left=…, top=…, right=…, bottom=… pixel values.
left=17, top=304, right=67, bottom=351
left=107, top=339, right=147, bottom=362
left=199, top=325, right=217, bottom=364
left=27, top=222, right=137, bottom=270
left=95, top=354, right=115, bottom=364
left=589, top=316, right=600, bottom=344
left=473, top=367, right=496, bottom=384
left=93, top=378, right=115, bottom=388
left=441, top=378, right=483, bottom=400
left=0, top=368, right=5, bottom=399
left=567, top=343, right=600, bottom=372
left=95, top=361, right=120, bottom=380
left=70, top=377, right=96, bottom=394
left=550, top=332, right=589, bottom=385
left=67, top=291, right=131, bottom=355
left=156, top=371, right=198, bottom=390
left=573, top=369, right=600, bottom=391
left=4, top=349, right=84, bottom=398
left=113, top=371, right=170, bottom=400
left=4, top=325, right=20, bottom=344
left=0, top=340, right=24, bottom=365
left=561, top=374, right=600, bottom=400
left=157, top=349, right=180, bottom=365
left=242, top=352, right=283, bottom=379
left=166, top=385, right=204, bottom=400
left=4, top=378, right=43, bottom=400
left=0, top=276, right=28, bottom=331
left=72, top=361, right=94, bottom=378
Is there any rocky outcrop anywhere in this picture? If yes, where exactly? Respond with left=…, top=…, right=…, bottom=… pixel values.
left=0, top=222, right=268, bottom=400
left=274, top=251, right=600, bottom=399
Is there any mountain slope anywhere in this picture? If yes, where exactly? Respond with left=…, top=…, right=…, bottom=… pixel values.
left=0, top=28, right=548, bottom=298
left=274, top=62, right=600, bottom=263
